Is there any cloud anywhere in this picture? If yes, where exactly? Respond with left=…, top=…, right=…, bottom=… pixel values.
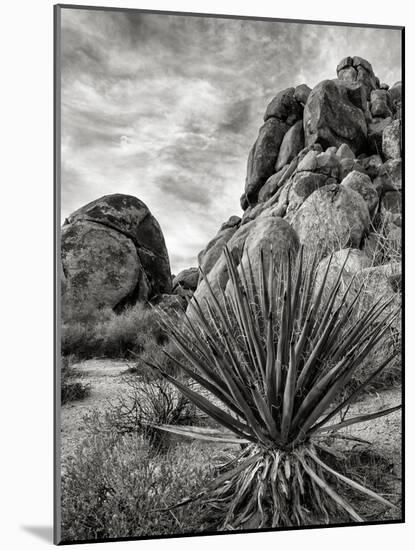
left=60, top=7, right=402, bottom=273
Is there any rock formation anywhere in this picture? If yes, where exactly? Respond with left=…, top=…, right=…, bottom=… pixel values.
left=192, top=55, right=402, bottom=311
left=61, top=194, right=172, bottom=314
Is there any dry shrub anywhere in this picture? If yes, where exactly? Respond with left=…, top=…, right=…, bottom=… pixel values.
left=83, top=375, right=200, bottom=454
left=61, top=302, right=172, bottom=361
left=61, top=433, right=214, bottom=542
left=61, top=355, right=91, bottom=404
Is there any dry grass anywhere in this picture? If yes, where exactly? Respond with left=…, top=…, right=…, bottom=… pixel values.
left=61, top=302, right=173, bottom=361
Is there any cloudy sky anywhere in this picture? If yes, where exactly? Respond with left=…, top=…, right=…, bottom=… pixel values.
left=60, top=8, right=402, bottom=273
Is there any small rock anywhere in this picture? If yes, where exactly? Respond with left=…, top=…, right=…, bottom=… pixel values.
left=341, top=170, right=379, bottom=217
left=220, top=215, right=241, bottom=230
left=367, top=117, right=392, bottom=154
left=336, top=143, right=356, bottom=161
left=370, top=89, right=392, bottom=118
left=258, top=166, right=290, bottom=202
left=373, top=159, right=402, bottom=194
left=360, top=154, right=383, bottom=179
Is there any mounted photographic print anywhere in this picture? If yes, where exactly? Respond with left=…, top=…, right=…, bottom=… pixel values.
left=54, top=4, right=404, bottom=545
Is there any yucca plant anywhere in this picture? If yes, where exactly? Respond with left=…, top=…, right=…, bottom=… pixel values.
left=147, top=245, right=400, bottom=529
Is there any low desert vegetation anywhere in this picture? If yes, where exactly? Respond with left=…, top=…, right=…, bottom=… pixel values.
left=61, top=433, right=215, bottom=541
left=61, top=302, right=171, bottom=361
left=83, top=375, right=199, bottom=454
left=61, top=355, right=91, bottom=404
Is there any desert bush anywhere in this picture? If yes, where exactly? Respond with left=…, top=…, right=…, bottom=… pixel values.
left=61, top=302, right=173, bottom=361
left=148, top=245, right=401, bottom=529
left=83, top=375, right=199, bottom=453
left=367, top=211, right=401, bottom=267
left=61, top=433, right=214, bottom=542
left=61, top=355, right=91, bottom=404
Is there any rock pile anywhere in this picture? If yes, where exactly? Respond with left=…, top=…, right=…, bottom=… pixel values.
left=193, top=55, right=402, bottom=310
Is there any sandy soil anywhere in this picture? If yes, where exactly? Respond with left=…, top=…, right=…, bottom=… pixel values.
left=60, top=359, right=134, bottom=461
left=60, top=359, right=402, bottom=479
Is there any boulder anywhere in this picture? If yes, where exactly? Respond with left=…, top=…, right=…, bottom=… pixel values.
left=366, top=117, right=392, bottom=154
left=334, top=79, right=367, bottom=112
left=389, top=81, right=402, bottom=106
left=172, top=267, right=199, bottom=292
left=61, top=222, right=145, bottom=313
left=61, top=194, right=172, bottom=314
left=294, top=84, right=312, bottom=105
left=286, top=171, right=331, bottom=213
left=275, top=120, right=304, bottom=171
left=240, top=193, right=249, bottom=211
left=338, top=158, right=356, bottom=180
left=316, top=248, right=372, bottom=289
left=198, top=221, right=240, bottom=277
left=382, top=119, right=401, bottom=160
left=353, top=263, right=401, bottom=321
left=190, top=216, right=299, bottom=315
left=245, top=118, right=289, bottom=203
left=258, top=165, right=290, bottom=202
left=291, top=183, right=370, bottom=256
left=304, top=79, right=367, bottom=154
left=373, top=159, right=402, bottom=194
left=264, top=87, right=303, bottom=123
left=370, top=89, right=392, bottom=119
left=297, top=149, right=340, bottom=179
left=341, top=170, right=379, bottom=217
left=220, top=215, right=241, bottom=231
left=336, top=143, right=356, bottom=161
left=360, top=154, right=383, bottom=179
left=336, top=56, right=377, bottom=99
left=297, top=150, right=319, bottom=172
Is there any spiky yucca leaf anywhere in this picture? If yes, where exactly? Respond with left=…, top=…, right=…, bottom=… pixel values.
left=149, top=245, right=400, bottom=528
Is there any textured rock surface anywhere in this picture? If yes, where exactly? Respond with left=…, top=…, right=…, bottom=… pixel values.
left=258, top=166, right=290, bottom=203
left=197, top=221, right=240, bottom=277
left=172, top=267, right=199, bottom=292
left=275, top=120, right=304, bottom=171
left=337, top=56, right=377, bottom=99
left=264, top=87, right=303, bottom=123
left=370, top=89, right=392, bottom=118
left=373, top=159, right=402, bottom=194
left=341, top=170, right=379, bottom=217
left=382, top=120, right=401, bottom=160
left=191, top=216, right=298, bottom=314
left=303, top=80, right=367, bottom=154
left=244, top=118, right=289, bottom=204
left=316, top=248, right=372, bottom=289
left=61, top=222, right=144, bottom=311
left=354, top=263, right=401, bottom=321
left=61, top=194, right=171, bottom=313
left=291, top=183, right=370, bottom=256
